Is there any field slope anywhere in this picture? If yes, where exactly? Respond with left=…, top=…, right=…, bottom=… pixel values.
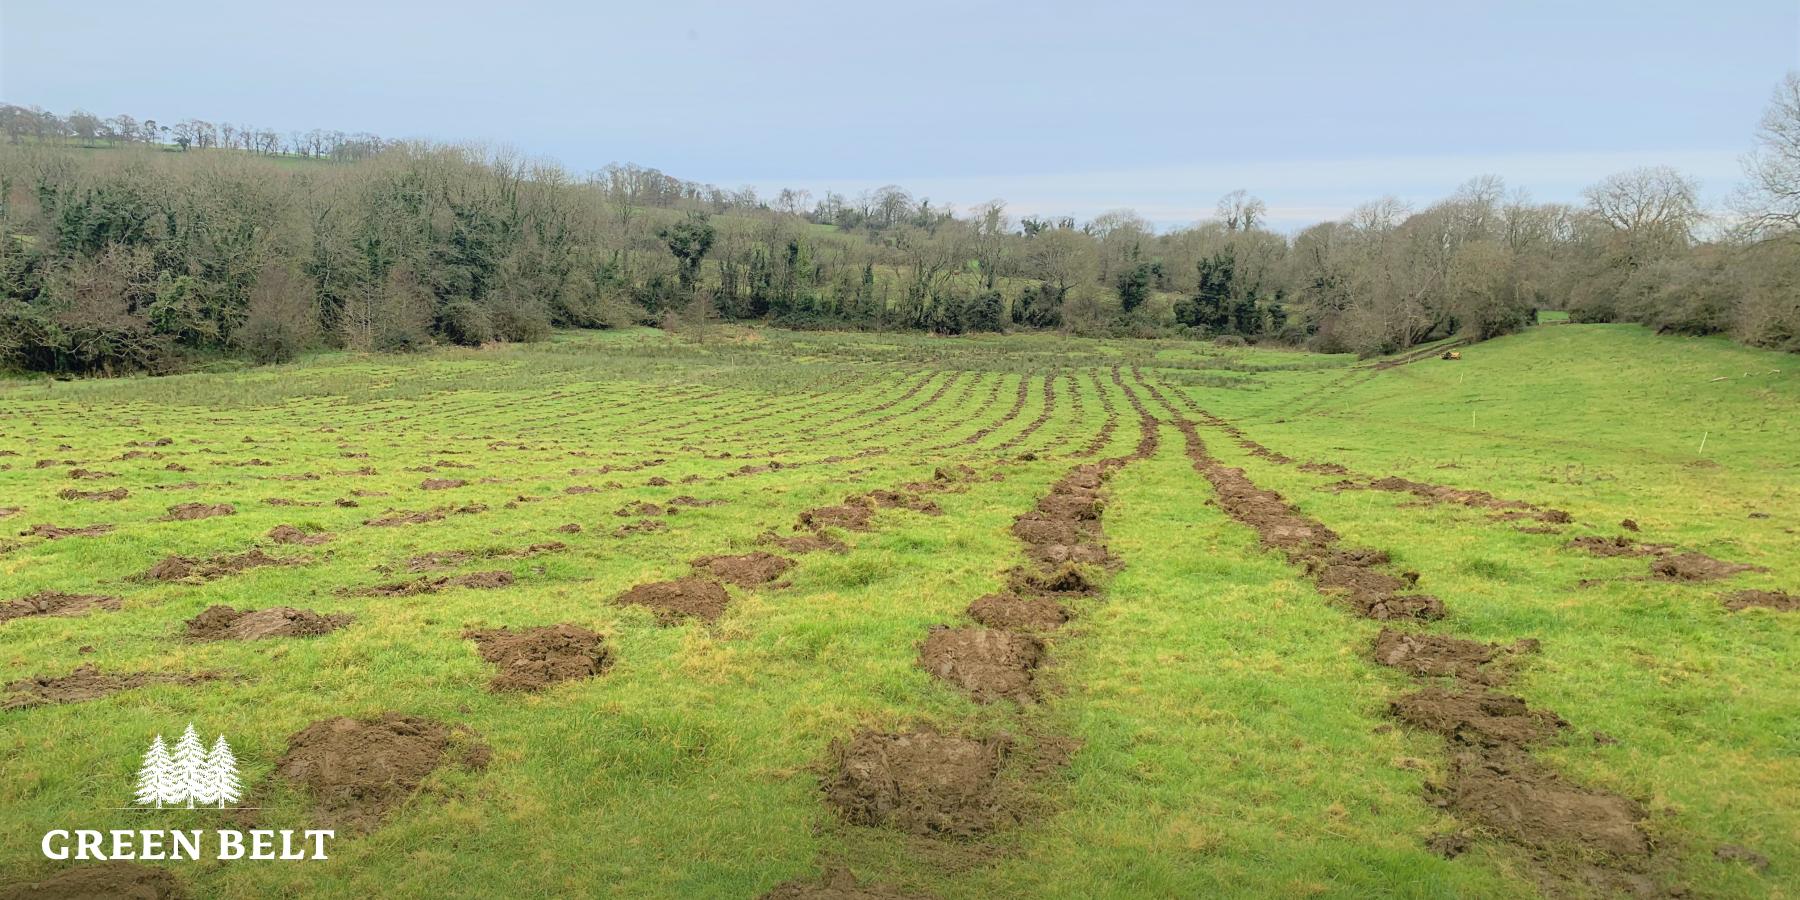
left=0, top=324, right=1794, bottom=898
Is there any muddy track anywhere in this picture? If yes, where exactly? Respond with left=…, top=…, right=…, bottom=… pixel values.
left=809, top=376, right=1160, bottom=887
left=1142, top=369, right=1576, bottom=528
left=1133, top=377, right=1664, bottom=893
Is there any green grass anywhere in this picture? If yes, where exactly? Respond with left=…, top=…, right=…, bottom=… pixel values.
left=0, top=323, right=1794, bottom=897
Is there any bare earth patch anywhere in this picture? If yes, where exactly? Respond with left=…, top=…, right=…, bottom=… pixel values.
left=0, top=863, right=186, bottom=899
left=0, top=591, right=123, bottom=624
left=158, top=502, right=235, bottom=521
left=1722, top=589, right=1799, bottom=611
left=268, top=524, right=333, bottom=545
left=185, top=605, right=352, bottom=641
left=274, top=712, right=487, bottom=832
left=615, top=578, right=730, bottom=624
left=463, top=624, right=612, bottom=692
left=143, top=549, right=302, bottom=582
left=823, top=728, right=1015, bottom=838
left=966, top=593, right=1069, bottom=631
left=2, top=664, right=220, bottom=710
left=691, top=551, right=794, bottom=587
left=917, top=626, right=1045, bottom=704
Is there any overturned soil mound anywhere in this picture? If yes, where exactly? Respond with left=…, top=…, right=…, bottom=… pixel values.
left=0, top=863, right=186, bottom=900
left=58, top=487, right=129, bottom=501
left=1566, top=535, right=1666, bottom=557
left=355, top=571, right=514, bottom=596
left=464, top=624, right=612, bottom=692
left=1650, top=552, right=1764, bottom=582
left=760, top=869, right=916, bottom=900
left=691, top=552, right=794, bottom=587
left=1722, top=589, right=1799, bottom=611
left=1433, top=748, right=1650, bottom=859
left=23, top=523, right=115, bottom=540
left=823, top=728, right=1014, bottom=838
left=158, top=502, right=235, bottom=521
left=613, top=518, right=666, bottom=537
left=798, top=504, right=873, bottom=532
left=419, top=478, right=467, bottom=490
left=1390, top=687, right=1566, bottom=748
left=143, top=548, right=300, bottom=582
left=760, top=531, right=848, bottom=554
left=918, top=626, right=1044, bottom=704
left=616, top=578, right=730, bottom=624
left=275, top=712, right=484, bottom=832
left=0, top=591, right=122, bottom=624
left=267, top=524, right=333, bottom=545
left=967, top=594, right=1069, bottom=631
left=1372, top=629, right=1534, bottom=683
left=364, top=508, right=445, bottom=527
left=2, top=664, right=219, bottom=710
left=185, top=605, right=351, bottom=641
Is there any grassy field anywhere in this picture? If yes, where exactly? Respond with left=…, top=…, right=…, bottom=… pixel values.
left=0, top=324, right=1794, bottom=898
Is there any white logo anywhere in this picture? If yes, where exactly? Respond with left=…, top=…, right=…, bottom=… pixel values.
left=132, top=724, right=242, bottom=809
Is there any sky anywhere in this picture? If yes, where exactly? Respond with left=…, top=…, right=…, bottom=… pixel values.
left=3, top=0, right=1797, bottom=230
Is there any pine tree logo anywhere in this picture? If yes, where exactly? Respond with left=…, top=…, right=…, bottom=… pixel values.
left=132, top=724, right=242, bottom=809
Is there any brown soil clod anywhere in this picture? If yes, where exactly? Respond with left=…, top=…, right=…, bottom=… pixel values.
left=267, top=524, right=333, bottom=545
left=2, top=664, right=220, bottom=710
left=1566, top=535, right=1668, bottom=558
left=760, top=531, right=848, bottom=554
left=419, top=478, right=467, bottom=490
left=1649, top=552, right=1764, bottom=582
left=158, top=502, right=235, bottom=521
left=822, top=728, right=1015, bottom=838
left=354, top=571, right=514, bottom=596
left=690, top=552, right=794, bottom=587
left=614, top=500, right=666, bottom=517
left=1007, top=562, right=1097, bottom=596
left=57, top=487, right=128, bottom=501
left=613, top=518, right=667, bottom=537
left=0, top=863, right=187, bottom=899
left=143, top=548, right=300, bottom=582
left=918, top=626, right=1044, bottom=703
left=463, top=624, right=612, bottom=692
left=185, top=605, right=351, bottom=641
left=1390, top=687, right=1567, bottom=748
left=403, top=550, right=473, bottom=571
left=23, top=523, right=115, bottom=540
left=1432, top=748, right=1650, bottom=859
left=967, top=593, right=1069, bottom=631
left=798, top=504, right=873, bottom=532
left=273, top=712, right=485, bottom=832
left=760, top=868, right=920, bottom=900
left=1372, top=628, right=1534, bottom=683
left=0, top=591, right=123, bottom=624
left=364, top=509, right=445, bottom=527
left=1721, top=589, right=1799, bottom=611
left=615, top=578, right=730, bottom=624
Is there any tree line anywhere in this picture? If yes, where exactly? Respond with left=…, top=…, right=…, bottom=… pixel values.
left=2, top=76, right=1797, bottom=375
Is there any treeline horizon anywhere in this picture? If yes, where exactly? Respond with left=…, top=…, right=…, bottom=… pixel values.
left=2, top=79, right=1797, bottom=376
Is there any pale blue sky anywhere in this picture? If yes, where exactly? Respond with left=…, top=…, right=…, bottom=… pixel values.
left=3, top=0, right=1797, bottom=229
